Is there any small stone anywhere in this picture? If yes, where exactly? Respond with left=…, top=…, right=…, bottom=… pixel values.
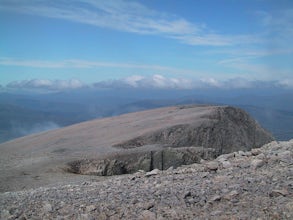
left=238, top=151, right=245, bottom=156
left=223, top=190, right=239, bottom=200
left=209, top=195, right=221, bottom=202
left=217, top=154, right=229, bottom=161
left=86, top=205, right=96, bottom=212
left=184, top=191, right=191, bottom=198
left=43, top=202, right=52, bottom=212
left=201, top=172, right=209, bottom=178
left=251, top=159, right=265, bottom=169
left=205, top=161, right=218, bottom=171
left=256, top=153, right=265, bottom=160
left=144, top=201, right=155, bottom=210
left=245, top=152, right=252, bottom=156
left=221, top=161, right=232, bottom=169
left=167, top=166, right=174, bottom=171
left=210, top=210, right=222, bottom=216
left=251, top=148, right=262, bottom=156
left=269, top=189, right=289, bottom=197
left=145, top=169, right=160, bottom=177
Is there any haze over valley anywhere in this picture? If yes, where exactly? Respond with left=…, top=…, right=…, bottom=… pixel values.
left=1, top=84, right=293, bottom=143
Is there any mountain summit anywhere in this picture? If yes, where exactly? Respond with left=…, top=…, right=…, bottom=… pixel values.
left=0, top=105, right=273, bottom=192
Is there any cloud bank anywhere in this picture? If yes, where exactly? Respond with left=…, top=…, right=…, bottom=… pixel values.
left=4, top=75, right=293, bottom=92
left=114, top=75, right=290, bottom=90
left=7, top=79, right=85, bottom=91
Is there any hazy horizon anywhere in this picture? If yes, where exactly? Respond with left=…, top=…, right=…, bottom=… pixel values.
left=1, top=0, right=293, bottom=142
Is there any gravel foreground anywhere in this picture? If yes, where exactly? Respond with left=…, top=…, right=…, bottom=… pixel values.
left=1, top=140, right=292, bottom=220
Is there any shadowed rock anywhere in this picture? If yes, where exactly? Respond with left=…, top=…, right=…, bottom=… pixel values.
left=113, top=106, right=274, bottom=154
left=67, top=147, right=217, bottom=176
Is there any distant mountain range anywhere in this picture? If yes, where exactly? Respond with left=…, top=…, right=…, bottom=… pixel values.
left=0, top=87, right=292, bottom=143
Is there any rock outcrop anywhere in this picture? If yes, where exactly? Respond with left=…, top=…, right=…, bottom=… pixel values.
left=65, top=106, right=273, bottom=177
left=114, top=106, right=273, bottom=154
left=67, top=147, right=217, bottom=176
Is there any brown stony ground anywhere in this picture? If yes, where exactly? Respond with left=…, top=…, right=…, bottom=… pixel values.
left=1, top=140, right=292, bottom=220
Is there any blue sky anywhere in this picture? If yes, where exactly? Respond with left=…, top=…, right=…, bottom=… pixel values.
left=0, top=0, right=293, bottom=90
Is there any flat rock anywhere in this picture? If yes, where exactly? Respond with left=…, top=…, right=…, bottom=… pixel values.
left=145, top=169, right=160, bottom=177
left=270, top=189, right=289, bottom=197
left=251, top=159, right=265, bottom=169
left=205, top=161, right=219, bottom=171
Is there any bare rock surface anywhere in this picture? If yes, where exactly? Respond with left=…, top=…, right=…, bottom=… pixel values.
left=66, top=146, right=217, bottom=176
left=1, top=140, right=292, bottom=219
left=0, top=105, right=273, bottom=192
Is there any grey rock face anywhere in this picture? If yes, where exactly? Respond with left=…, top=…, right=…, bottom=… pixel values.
left=114, top=106, right=274, bottom=154
left=67, top=147, right=216, bottom=176
left=66, top=106, right=274, bottom=176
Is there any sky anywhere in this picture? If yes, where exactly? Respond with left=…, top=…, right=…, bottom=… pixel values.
left=0, top=0, right=293, bottom=91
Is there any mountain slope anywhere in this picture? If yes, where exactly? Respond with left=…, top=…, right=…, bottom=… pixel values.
left=0, top=105, right=273, bottom=192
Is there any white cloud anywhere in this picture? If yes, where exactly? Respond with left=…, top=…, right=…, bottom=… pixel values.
left=276, top=79, right=293, bottom=88
left=5, top=75, right=293, bottom=91
left=0, top=57, right=208, bottom=78
left=199, top=78, right=223, bottom=88
left=255, top=9, right=293, bottom=48
left=123, top=75, right=145, bottom=88
left=124, top=74, right=194, bottom=89
left=7, top=79, right=85, bottom=91
left=95, top=75, right=292, bottom=90
left=94, top=74, right=195, bottom=89
left=0, top=57, right=183, bottom=72
left=0, top=0, right=260, bottom=46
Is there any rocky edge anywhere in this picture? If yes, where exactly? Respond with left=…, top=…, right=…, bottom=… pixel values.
left=1, top=140, right=292, bottom=220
